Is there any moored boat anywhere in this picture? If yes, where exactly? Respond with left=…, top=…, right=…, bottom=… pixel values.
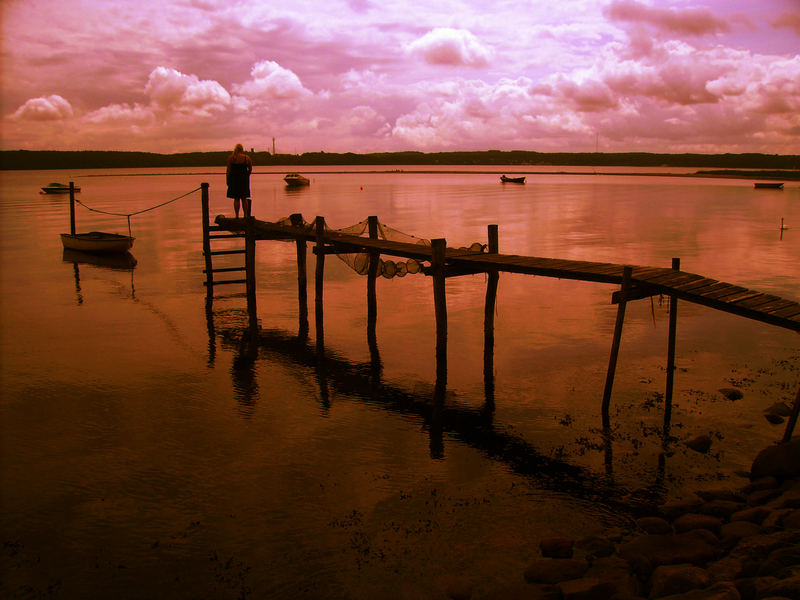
left=500, top=175, right=526, bottom=184
left=754, top=182, right=784, bottom=189
left=60, top=231, right=134, bottom=254
left=42, top=182, right=80, bottom=194
left=284, top=173, right=310, bottom=186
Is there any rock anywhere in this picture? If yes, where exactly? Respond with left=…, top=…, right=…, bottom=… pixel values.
left=696, top=489, right=745, bottom=503
left=540, top=536, right=574, bottom=558
left=575, top=535, right=616, bottom=559
left=751, top=440, right=800, bottom=481
left=637, top=517, right=673, bottom=535
left=719, top=388, right=744, bottom=401
left=748, top=489, right=782, bottom=507
left=719, top=522, right=761, bottom=548
left=765, top=402, right=794, bottom=417
left=730, top=506, right=771, bottom=524
left=765, top=413, right=785, bottom=425
left=661, top=499, right=705, bottom=520
left=762, top=509, right=794, bottom=532
left=742, top=477, right=780, bottom=494
left=586, top=556, right=642, bottom=598
left=524, top=558, right=589, bottom=584
left=771, top=489, right=800, bottom=510
left=649, top=563, right=712, bottom=598
left=730, top=531, right=800, bottom=563
left=483, top=583, right=560, bottom=600
left=757, top=545, right=800, bottom=577
left=784, top=509, right=800, bottom=529
left=706, top=557, right=743, bottom=582
left=700, top=501, right=746, bottom=520
left=757, top=572, right=800, bottom=599
left=674, top=513, right=722, bottom=535
left=655, top=581, right=740, bottom=599
left=687, top=435, right=713, bottom=454
left=618, top=530, right=720, bottom=570
left=558, top=577, right=619, bottom=600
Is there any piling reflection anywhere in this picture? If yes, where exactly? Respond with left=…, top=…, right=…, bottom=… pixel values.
left=204, top=297, right=667, bottom=513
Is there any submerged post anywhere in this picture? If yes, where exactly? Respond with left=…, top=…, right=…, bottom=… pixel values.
left=367, top=216, right=380, bottom=363
left=200, top=183, right=212, bottom=294
left=315, top=216, right=326, bottom=349
left=290, top=213, right=308, bottom=338
left=69, top=182, right=76, bottom=235
left=602, top=265, right=632, bottom=429
left=664, top=257, right=680, bottom=438
left=483, top=224, right=499, bottom=417
left=245, top=216, right=257, bottom=313
left=431, top=238, right=448, bottom=370
left=782, top=384, right=800, bottom=443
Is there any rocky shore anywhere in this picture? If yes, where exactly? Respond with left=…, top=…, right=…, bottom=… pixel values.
left=446, top=438, right=800, bottom=600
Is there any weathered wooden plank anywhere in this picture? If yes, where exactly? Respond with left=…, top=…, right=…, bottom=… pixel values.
left=669, top=277, right=720, bottom=293
left=769, top=304, right=800, bottom=318
left=733, top=294, right=784, bottom=309
left=699, top=284, right=746, bottom=300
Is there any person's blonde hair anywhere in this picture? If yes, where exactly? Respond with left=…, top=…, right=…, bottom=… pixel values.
left=233, top=143, right=244, bottom=154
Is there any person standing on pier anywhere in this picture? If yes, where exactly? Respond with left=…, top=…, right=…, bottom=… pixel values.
left=227, top=143, right=253, bottom=218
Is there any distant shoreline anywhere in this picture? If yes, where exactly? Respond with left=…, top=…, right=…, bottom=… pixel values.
left=2, top=149, right=799, bottom=173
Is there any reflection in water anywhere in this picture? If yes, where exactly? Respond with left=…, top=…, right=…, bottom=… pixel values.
left=63, top=248, right=137, bottom=306
left=204, top=291, right=668, bottom=514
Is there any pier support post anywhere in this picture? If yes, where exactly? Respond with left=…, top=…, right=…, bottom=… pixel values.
left=290, top=213, right=309, bottom=338
left=664, top=257, right=680, bottom=438
left=315, top=216, right=326, bottom=350
left=245, top=215, right=257, bottom=320
left=602, top=265, right=632, bottom=429
left=782, top=384, right=800, bottom=443
left=367, top=216, right=381, bottom=370
left=483, top=224, right=499, bottom=419
left=201, top=183, right=213, bottom=296
left=432, top=238, right=448, bottom=372
left=69, top=182, right=76, bottom=235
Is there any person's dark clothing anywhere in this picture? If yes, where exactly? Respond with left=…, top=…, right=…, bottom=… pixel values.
left=227, top=157, right=252, bottom=199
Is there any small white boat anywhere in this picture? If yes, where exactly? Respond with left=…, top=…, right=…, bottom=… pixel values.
left=753, top=182, right=784, bottom=189
left=60, top=231, right=134, bottom=253
left=284, top=173, right=310, bottom=186
left=42, top=182, right=80, bottom=194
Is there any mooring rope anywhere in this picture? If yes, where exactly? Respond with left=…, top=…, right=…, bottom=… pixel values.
left=73, top=186, right=202, bottom=238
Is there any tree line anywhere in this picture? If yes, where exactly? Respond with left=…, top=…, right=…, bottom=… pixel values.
left=2, top=149, right=799, bottom=170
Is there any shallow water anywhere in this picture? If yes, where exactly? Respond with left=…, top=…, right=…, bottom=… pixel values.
left=1, top=167, right=799, bottom=598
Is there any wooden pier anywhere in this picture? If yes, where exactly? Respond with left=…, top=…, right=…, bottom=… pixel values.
left=200, top=183, right=800, bottom=443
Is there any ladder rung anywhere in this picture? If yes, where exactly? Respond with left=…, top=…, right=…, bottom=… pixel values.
left=209, top=234, right=244, bottom=239
left=205, top=249, right=246, bottom=255
left=208, top=225, right=225, bottom=231
left=204, top=267, right=246, bottom=273
left=204, top=279, right=247, bottom=286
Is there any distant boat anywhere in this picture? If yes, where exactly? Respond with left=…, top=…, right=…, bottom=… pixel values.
left=500, top=175, right=526, bottom=184
left=754, top=182, right=784, bottom=189
left=284, top=173, right=310, bottom=187
left=42, top=182, right=80, bottom=194
left=60, top=231, right=134, bottom=254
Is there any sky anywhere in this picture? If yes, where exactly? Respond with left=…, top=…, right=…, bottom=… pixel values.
left=2, top=0, right=799, bottom=155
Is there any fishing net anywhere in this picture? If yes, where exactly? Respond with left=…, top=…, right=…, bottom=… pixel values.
left=274, top=216, right=485, bottom=279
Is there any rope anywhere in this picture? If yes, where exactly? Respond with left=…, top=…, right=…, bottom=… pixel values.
left=73, top=186, right=202, bottom=218
left=72, top=186, right=202, bottom=238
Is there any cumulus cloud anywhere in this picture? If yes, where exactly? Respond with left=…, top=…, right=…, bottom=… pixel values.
left=604, top=0, right=730, bottom=36
left=407, top=28, right=493, bottom=67
left=233, top=61, right=312, bottom=100
left=83, top=103, right=155, bottom=125
left=145, top=66, right=231, bottom=116
left=10, top=95, right=73, bottom=121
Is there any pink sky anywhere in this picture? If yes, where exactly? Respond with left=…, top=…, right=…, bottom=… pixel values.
left=2, top=0, right=799, bottom=154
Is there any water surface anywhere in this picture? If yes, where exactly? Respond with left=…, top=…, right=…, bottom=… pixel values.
left=1, top=167, right=799, bottom=598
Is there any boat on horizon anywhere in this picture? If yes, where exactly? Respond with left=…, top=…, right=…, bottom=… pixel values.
left=500, top=175, right=526, bottom=184
left=754, top=182, right=784, bottom=189
left=60, top=231, right=135, bottom=254
left=42, top=182, right=80, bottom=194
left=284, top=173, right=310, bottom=187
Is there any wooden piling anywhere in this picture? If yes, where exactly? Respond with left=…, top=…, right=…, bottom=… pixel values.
left=664, top=257, right=680, bottom=438
left=245, top=216, right=257, bottom=314
left=484, top=224, right=499, bottom=416
left=315, top=216, right=326, bottom=349
left=69, top=182, right=76, bottom=235
left=432, top=238, right=448, bottom=369
left=290, top=213, right=309, bottom=338
left=367, top=216, right=380, bottom=366
left=201, top=183, right=212, bottom=295
left=782, top=384, right=800, bottom=443
left=602, top=265, right=632, bottom=429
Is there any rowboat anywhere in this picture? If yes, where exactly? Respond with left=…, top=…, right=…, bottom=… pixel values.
left=500, top=175, right=526, bottom=184
left=753, top=182, right=784, bottom=189
left=60, top=231, right=135, bottom=253
left=42, top=182, right=80, bottom=194
left=284, top=173, right=310, bottom=186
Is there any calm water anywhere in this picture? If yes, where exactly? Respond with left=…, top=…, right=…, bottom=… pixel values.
left=1, top=167, right=799, bottom=598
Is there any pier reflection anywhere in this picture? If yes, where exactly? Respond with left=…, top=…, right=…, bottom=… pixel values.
left=204, top=294, right=667, bottom=513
